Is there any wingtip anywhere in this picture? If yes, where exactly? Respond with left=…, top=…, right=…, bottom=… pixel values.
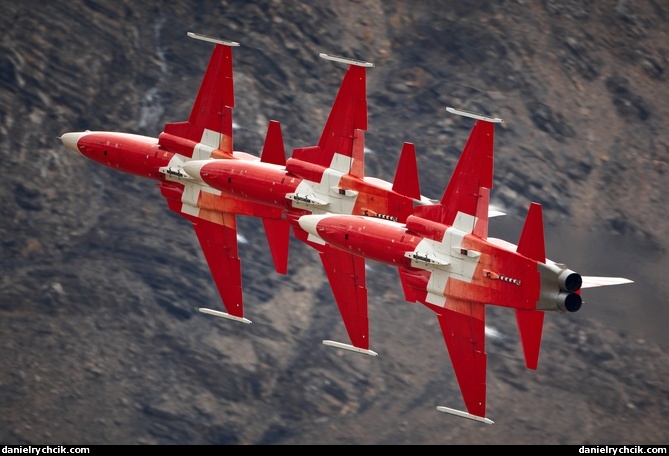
left=437, top=406, right=494, bottom=425
left=198, top=308, right=251, bottom=324
left=319, top=52, right=374, bottom=67
left=446, top=106, right=503, bottom=123
left=187, top=32, right=240, bottom=47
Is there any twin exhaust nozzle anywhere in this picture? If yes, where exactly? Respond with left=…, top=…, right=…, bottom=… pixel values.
left=556, top=269, right=583, bottom=312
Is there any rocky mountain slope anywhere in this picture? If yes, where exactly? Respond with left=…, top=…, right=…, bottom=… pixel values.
left=1, top=0, right=668, bottom=445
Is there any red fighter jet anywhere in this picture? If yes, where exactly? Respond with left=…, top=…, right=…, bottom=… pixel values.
left=60, top=33, right=291, bottom=324
left=296, top=111, right=633, bottom=424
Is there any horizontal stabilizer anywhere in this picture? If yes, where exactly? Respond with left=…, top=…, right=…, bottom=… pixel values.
left=323, top=340, right=378, bottom=357
left=392, top=142, right=421, bottom=200
left=515, top=308, right=545, bottom=370
left=199, top=307, right=252, bottom=324
left=262, top=217, right=290, bottom=275
left=436, top=406, right=494, bottom=425
left=517, top=203, right=546, bottom=263
left=261, top=120, right=286, bottom=166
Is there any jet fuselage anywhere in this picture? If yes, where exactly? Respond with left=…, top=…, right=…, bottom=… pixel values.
left=62, top=131, right=172, bottom=180
left=297, top=212, right=583, bottom=314
left=184, top=156, right=429, bottom=225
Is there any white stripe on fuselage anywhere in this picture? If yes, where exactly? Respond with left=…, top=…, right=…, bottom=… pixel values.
left=409, top=212, right=480, bottom=307
left=163, top=129, right=224, bottom=217
left=292, top=152, right=359, bottom=215
left=302, top=211, right=482, bottom=307
left=195, top=129, right=222, bottom=157
left=329, top=153, right=354, bottom=174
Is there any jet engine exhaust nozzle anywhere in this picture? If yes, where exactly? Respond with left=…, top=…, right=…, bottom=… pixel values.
left=558, top=269, right=582, bottom=293
left=557, top=292, right=582, bottom=313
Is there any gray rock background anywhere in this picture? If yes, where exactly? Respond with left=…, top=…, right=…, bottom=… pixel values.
left=1, top=0, right=667, bottom=445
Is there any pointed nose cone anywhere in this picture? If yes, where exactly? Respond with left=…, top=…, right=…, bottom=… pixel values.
left=60, top=132, right=88, bottom=154
left=297, top=214, right=324, bottom=238
left=182, top=160, right=209, bottom=182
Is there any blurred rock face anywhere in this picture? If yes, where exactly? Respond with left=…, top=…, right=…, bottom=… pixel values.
left=0, top=0, right=667, bottom=445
